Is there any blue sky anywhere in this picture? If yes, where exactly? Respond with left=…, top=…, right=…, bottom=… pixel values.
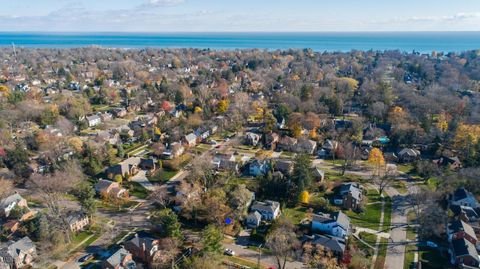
left=1, top=0, right=480, bottom=32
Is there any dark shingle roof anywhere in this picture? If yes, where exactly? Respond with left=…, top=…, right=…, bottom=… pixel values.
left=452, top=238, right=479, bottom=261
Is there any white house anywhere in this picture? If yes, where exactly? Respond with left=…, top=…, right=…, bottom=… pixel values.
left=86, top=115, right=102, bottom=127
left=312, top=211, right=350, bottom=239
left=250, top=200, right=280, bottom=221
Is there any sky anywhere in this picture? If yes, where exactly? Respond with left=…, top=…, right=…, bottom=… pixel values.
left=1, top=0, right=480, bottom=32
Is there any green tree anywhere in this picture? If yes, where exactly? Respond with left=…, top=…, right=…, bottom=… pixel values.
left=75, top=182, right=97, bottom=216
left=201, top=225, right=224, bottom=255
left=151, top=208, right=183, bottom=239
left=291, top=154, right=313, bottom=202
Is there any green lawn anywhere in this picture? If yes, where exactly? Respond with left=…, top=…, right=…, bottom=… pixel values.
left=355, top=232, right=376, bottom=257
left=127, top=182, right=150, bottom=199
left=72, top=231, right=93, bottom=245
left=347, top=202, right=382, bottom=230
left=397, top=164, right=414, bottom=174
left=374, top=238, right=389, bottom=269
left=283, top=206, right=308, bottom=225
left=404, top=244, right=416, bottom=269
left=392, top=180, right=408, bottom=194
left=382, top=197, right=392, bottom=230
left=149, top=169, right=177, bottom=183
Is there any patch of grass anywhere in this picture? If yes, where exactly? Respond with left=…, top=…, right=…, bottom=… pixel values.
left=126, top=182, right=150, bottom=199
left=397, top=164, right=414, bottom=174
left=353, top=233, right=375, bottom=257
left=383, top=197, right=392, bottom=230
left=72, top=231, right=93, bottom=245
left=404, top=244, right=416, bottom=269
left=347, top=201, right=382, bottom=230
left=374, top=238, right=388, bottom=269
left=149, top=169, right=177, bottom=183
left=283, top=206, right=308, bottom=225
left=426, top=177, right=440, bottom=191
left=223, top=255, right=264, bottom=269
left=392, top=180, right=408, bottom=194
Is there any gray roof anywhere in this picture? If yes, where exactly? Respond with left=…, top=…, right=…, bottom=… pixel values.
left=452, top=237, right=479, bottom=261
left=185, top=133, right=197, bottom=143
left=105, top=247, right=136, bottom=269
left=251, top=200, right=280, bottom=214
left=0, top=237, right=36, bottom=262
left=67, top=212, right=88, bottom=226
left=0, top=194, right=24, bottom=209
left=247, top=211, right=262, bottom=222
left=398, top=148, right=420, bottom=157
left=94, top=179, right=115, bottom=193
left=313, top=211, right=350, bottom=232
left=449, top=220, right=477, bottom=241
left=311, top=234, right=346, bottom=253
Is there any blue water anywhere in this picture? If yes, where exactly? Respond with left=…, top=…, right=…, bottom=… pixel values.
left=1, top=32, right=480, bottom=53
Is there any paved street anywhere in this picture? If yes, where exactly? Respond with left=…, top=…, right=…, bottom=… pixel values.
left=384, top=186, right=409, bottom=269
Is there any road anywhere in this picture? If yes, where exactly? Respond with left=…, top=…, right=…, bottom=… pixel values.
left=223, top=242, right=305, bottom=269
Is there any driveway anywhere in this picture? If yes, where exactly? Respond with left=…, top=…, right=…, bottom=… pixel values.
left=130, top=170, right=155, bottom=191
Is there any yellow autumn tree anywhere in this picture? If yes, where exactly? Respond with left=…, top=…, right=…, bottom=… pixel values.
left=194, top=106, right=203, bottom=114
left=454, top=123, right=480, bottom=151
left=217, top=99, right=229, bottom=114
left=291, top=123, right=302, bottom=138
left=299, top=191, right=310, bottom=204
left=339, top=77, right=359, bottom=91
left=368, top=148, right=385, bottom=177
left=436, top=112, right=450, bottom=132
left=0, top=85, right=9, bottom=97
left=309, top=129, right=318, bottom=139
left=68, top=137, right=84, bottom=153
left=154, top=127, right=162, bottom=136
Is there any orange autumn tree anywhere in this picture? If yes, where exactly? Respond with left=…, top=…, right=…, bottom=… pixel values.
left=368, top=148, right=385, bottom=177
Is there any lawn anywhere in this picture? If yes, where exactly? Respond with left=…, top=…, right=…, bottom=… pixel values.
left=346, top=200, right=382, bottom=230
left=382, top=197, right=392, bottom=230
left=224, top=255, right=264, bottom=269
left=397, top=164, right=414, bottom=174
left=283, top=206, right=308, bottom=225
left=127, top=182, right=150, bottom=199
left=404, top=244, right=416, bottom=269
left=353, top=232, right=375, bottom=257
left=392, top=180, right=408, bottom=194
left=374, top=238, right=389, bottom=269
left=149, top=169, right=177, bottom=183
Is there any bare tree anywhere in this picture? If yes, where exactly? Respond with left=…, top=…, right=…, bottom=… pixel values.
left=266, top=217, right=301, bottom=269
left=0, top=178, right=13, bottom=200
left=149, top=186, right=170, bottom=209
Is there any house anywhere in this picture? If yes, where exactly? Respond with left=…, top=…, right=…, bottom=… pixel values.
left=248, top=159, right=270, bottom=177
left=308, top=234, right=347, bottom=257
left=67, top=212, right=90, bottom=233
left=194, top=127, right=211, bottom=141
left=449, top=237, right=480, bottom=268
left=277, top=136, right=297, bottom=152
left=106, top=157, right=156, bottom=179
left=0, top=237, right=37, bottom=269
left=112, top=107, right=127, bottom=118
left=334, top=183, right=363, bottom=211
left=275, top=159, right=294, bottom=175
left=2, top=220, right=20, bottom=234
left=397, top=148, right=421, bottom=163
left=321, top=140, right=339, bottom=157
left=295, top=138, right=317, bottom=155
left=102, top=247, right=136, bottom=269
left=245, top=132, right=261, bottom=146
left=450, top=205, right=480, bottom=223
left=447, top=220, right=478, bottom=245
left=246, top=211, right=262, bottom=228
left=434, top=156, right=462, bottom=170
left=312, top=211, right=350, bottom=238
left=94, top=179, right=129, bottom=198
left=100, top=112, right=113, bottom=122
left=161, top=142, right=185, bottom=160
left=86, top=115, right=102, bottom=127
left=96, top=131, right=121, bottom=145
left=124, top=233, right=160, bottom=266
left=312, top=167, right=325, bottom=182
left=183, top=133, right=198, bottom=147
left=212, top=153, right=240, bottom=172
left=451, top=188, right=479, bottom=208
left=250, top=200, right=281, bottom=221
left=264, top=132, right=280, bottom=150
left=0, top=194, right=29, bottom=219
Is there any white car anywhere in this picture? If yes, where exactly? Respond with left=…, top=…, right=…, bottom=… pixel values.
left=224, top=248, right=235, bottom=256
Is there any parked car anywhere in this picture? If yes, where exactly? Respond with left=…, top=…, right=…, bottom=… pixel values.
left=224, top=248, right=235, bottom=256
left=78, top=253, right=93, bottom=263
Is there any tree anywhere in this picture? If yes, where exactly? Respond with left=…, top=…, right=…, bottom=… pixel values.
left=299, top=191, right=310, bottom=204
left=74, top=182, right=97, bottom=216
left=201, top=225, right=224, bottom=255
left=414, top=160, right=439, bottom=180
left=217, top=99, right=229, bottom=114
left=151, top=208, right=182, bottom=239
left=302, top=243, right=342, bottom=269
left=292, top=154, right=313, bottom=200
left=228, top=184, right=254, bottom=218
left=266, top=217, right=301, bottom=269
left=150, top=186, right=170, bottom=209
left=367, top=148, right=385, bottom=178
left=114, top=174, right=123, bottom=183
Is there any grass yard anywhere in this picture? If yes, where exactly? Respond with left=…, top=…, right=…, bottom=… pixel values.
left=392, top=180, right=408, bottom=194
left=397, top=164, right=414, bottom=174
left=347, top=200, right=382, bottom=230
left=355, top=232, right=376, bottom=257
left=224, top=255, right=264, bottom=269
left=148, top=169, right=177, bottom=183
left=374, top=238, right=389, bottom=269
left=283, top=206, right=308, bottom=225
left=382, top=197, right=392, bottom=230
left=127, top=182, right=150, bottom=199
left=404, top=244, right=416, bottom=269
